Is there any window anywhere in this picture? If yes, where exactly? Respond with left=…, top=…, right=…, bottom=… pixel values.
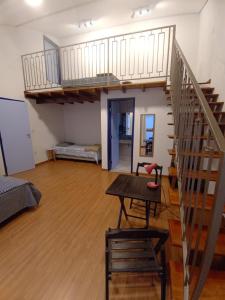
left=140, top=114, right=155, bottom=157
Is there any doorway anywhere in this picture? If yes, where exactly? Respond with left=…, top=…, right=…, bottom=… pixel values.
left=108, top=98, right=135, bottom=173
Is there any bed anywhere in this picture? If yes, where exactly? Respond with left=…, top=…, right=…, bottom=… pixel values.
left=0, top=176, right=41, bottom=223
left=54, top=143, right=101, bottom=164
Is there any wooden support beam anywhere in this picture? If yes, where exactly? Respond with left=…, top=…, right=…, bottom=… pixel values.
left=81, top=88, right=97, bottom=95
left=36, top=98, right=64, bottom=104
left=56, top=91, right=86, bottom=103
left=24, top=92, right=39, bottom=99
left=36, top=99, right=46, bottom=104
left=78, top=95, right=94, bottom=102
left=36, top=97, right=84, bottom=105
left=122, top=86, right=126, bottom=93
left=79, top=91, right=98, bottom=99
left=53, top=90, right=65, bottom=96
left=65, top=97, right=84, bottom=104
left=64, top=90, right=79, bottom=96
left=102, top=87, right=108, bottom=94
left=64, top=89, right=99, bottom=103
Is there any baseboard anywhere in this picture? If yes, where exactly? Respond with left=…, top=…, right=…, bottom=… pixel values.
left=35, top=160, right=49, bottom=166
left=101, top=167, right=109, bottom=171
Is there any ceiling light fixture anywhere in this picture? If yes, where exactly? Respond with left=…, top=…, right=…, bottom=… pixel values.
left=131, top=7, right=152, bottom=18
left=25, top=0, right=43, bottom=7
left=155, top=1, right=169, bottom=9
left=78, top=20, right=94, bottom=29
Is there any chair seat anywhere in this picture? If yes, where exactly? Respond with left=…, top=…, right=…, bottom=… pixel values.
left=105, top=228, right=169, bottom=300
left=108, top=238, right=162, bottom=273
left=111, top=239, right=150, bottom=250
left=110, top=259, right=162, bottom=273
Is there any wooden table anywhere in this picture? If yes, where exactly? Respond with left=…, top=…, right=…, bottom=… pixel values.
left=106, top=174, right=161, bottom=228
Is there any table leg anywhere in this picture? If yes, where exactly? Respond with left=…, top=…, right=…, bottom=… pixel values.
left=171, top=176, right=177, bottom=189
left=117, top=196, right=128, bottom=228
left=120, top=196, right=128, bottom=220
left=53, top=150, right=56, bottom=161
left=145, top=201, right=150, bottom=228
left=117, top=204, right=123, bottom=228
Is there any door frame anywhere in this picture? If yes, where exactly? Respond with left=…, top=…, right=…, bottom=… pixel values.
left=107, top=97, right=135, bottom=173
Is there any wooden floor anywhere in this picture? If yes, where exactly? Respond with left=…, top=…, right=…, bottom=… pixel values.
left=0, top=161, right=176, bottom=300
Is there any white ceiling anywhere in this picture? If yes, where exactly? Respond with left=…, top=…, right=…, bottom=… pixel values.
left=0, top=0, right=207, bottom=38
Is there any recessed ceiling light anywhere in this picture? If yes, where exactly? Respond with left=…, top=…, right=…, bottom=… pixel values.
left=131, top=7, right=152, bottom=18
left=78, top=20, right=95, bottom=29
left=155, top=1, right=169, bottom=9
left=25, top=0, right=43, bottom=7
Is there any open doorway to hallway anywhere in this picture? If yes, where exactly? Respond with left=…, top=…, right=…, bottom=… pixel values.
left=108, top=98, right=135, bottom=173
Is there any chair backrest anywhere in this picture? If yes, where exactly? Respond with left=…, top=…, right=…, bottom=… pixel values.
left=106, top=227, right=169, bottom=255
left=136, top=162, right=163, bottom=184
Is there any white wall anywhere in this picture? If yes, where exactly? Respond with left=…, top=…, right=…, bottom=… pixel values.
left=60, top=13, right=200, bottom=75
left=101, top=88, right=173, bottom=174
left=28, top=103, right=64, bottom=162
left=15, top=27, right=60, bottom=54
left=63, top=102, right=101, bottom=145
left=197, top=0, right=225, bottom=102
left=0, top=26, right=64, bottom=167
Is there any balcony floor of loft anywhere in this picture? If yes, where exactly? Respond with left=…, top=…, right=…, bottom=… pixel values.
left=24, top=80, right=167, bottom=104
left=0, top=160, right=175, bottom=300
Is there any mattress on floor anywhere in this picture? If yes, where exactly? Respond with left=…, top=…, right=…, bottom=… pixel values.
left=54, top=145, right=101, bottom=163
